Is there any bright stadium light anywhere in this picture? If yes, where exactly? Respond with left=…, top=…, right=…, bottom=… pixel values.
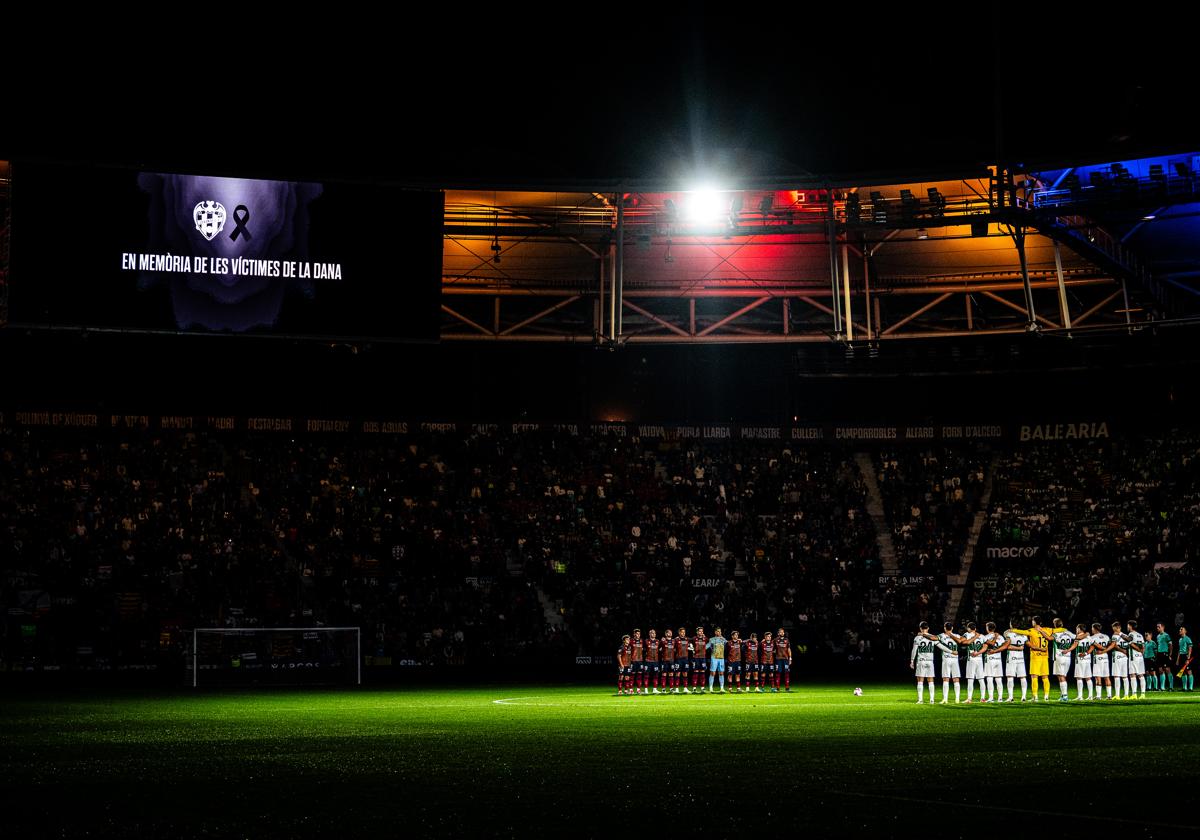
left=683, top=188, right=728, bottom=224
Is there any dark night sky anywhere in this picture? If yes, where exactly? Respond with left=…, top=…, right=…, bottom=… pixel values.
left=6, top=14, right=1196, bottom=183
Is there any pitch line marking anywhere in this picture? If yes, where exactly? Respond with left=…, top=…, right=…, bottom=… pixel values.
left=835, top=791, right=1199, bottom=830
left=492, top=695, right=901, bottom=708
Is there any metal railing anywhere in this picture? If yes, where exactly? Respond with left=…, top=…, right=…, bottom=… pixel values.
left=1031, top=164, right=1198, bottom=210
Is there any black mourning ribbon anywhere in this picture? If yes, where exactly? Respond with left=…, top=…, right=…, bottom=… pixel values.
left=230, top=205, right=252, bottom=241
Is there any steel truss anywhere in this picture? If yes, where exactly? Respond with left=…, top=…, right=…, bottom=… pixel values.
left=441, top=274, right=1128, bottom=343
left=441, top=169, right=1177, bottom=343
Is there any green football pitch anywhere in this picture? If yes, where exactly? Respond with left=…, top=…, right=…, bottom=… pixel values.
left=3, top=684, right=1198, bottom=837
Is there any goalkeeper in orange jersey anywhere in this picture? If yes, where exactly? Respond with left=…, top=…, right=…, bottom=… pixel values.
left=1008, top=616, right=1053, bottom=701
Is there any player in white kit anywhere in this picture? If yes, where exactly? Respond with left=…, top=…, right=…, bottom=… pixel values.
left=1073, top=624, right=1094, bottom=700
left=920, top=621, right=964, bottom=704
left=971, top=622, right=1005, bottom=703
left=910, top=621, right=938, bottom=703
left=1090, top=622, right=1113, bottom=699
left=1040, top=618, right=1078, bottom=701
left=1126, top=620, right=1147, bottom=698
left=1002, top=625, right=1030, bottom=701
left=1103, top=620, right=1131, bottom=699
left=960, top=621, right=987, bottom=703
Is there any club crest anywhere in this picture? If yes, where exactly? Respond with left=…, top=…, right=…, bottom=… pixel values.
left=193, top=201, right=227, bottom=241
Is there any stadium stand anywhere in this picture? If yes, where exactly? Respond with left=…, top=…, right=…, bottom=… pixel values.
left=3, top=426, right=1196, bottom=678
left=961, top=435, right=1200, bottom=628
left=873, top=446, right=988, bottom=575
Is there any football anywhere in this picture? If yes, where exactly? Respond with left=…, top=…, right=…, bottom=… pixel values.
left=853, top=687, right=863, bottom=696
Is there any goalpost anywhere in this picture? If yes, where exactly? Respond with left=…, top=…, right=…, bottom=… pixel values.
left=191, top=626, right=361, bottom=688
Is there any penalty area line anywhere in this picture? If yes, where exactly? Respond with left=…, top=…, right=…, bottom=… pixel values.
left=833, top=791, right=1198, bottom=830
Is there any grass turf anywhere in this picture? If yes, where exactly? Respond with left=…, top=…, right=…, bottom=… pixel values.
left=2, top=684, right=1198, bottom=837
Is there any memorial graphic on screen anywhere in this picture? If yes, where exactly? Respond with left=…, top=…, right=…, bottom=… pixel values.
left=12, top=162, right=443, bottom=340
left=135, top=172, right=325, bottom=331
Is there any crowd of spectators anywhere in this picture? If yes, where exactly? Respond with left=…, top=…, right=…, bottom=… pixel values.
left=0, top=427, right=940, bottom=674
left=874, top=447, right=988, bottom=575
left=963, top=434, right=1200, bottom=630
left=9, top=425, right=1192, bottom=679
left=0, top=428, right=555, bottom=673
left=552, top=441, right=894, bottom=668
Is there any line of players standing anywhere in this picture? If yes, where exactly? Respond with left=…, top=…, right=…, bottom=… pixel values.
left=910, top=616, right=1194, bottom=704
left=616, top=626, right=793, bottom=694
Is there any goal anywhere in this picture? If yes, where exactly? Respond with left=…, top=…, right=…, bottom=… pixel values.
left=192, top=626, right=361, bottom=687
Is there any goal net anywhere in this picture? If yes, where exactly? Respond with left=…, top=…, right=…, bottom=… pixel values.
left=192, top=627, right=361, bottom=687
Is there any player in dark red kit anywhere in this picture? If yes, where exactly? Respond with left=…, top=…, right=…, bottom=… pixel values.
left=674, top=627, right=690, bottom=693
left=617, top=635, right=634, bottom=695
left=645, top=629, right=662, bottom=693
left=776, top=627, right=793, bottom=691
left=761, top=631, right=777, bottom=691
left=727, top=630, right=744, bottom=692
left=691, top=626, right=708, bottom=693
left=631, top=629, right=645, bottom=694
left=746, top=633, right=760, bottom=691
left=661, top=628, right=677, bottom=692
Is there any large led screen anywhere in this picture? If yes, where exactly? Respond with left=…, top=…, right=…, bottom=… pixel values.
left=12, top=162, right=443, bottom=340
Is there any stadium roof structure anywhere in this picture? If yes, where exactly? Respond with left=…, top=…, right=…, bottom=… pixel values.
left=440, top=153, right=1200, bottom=344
